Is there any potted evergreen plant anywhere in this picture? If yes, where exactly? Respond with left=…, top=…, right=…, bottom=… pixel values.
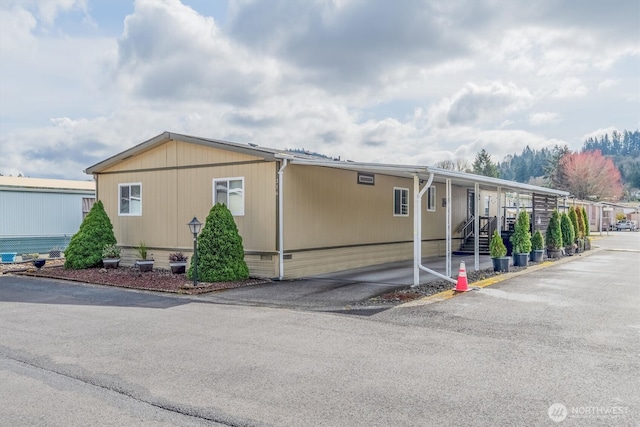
left=510, top=210, right=532, bottom=267
left=545, top=210, right=563, bottom=259
left=560, top=212, right=576, bottom=255
left=169, top=252, right=188, bottom=274
left=102, top=244, right=121, bottom=269
left=530, top=230, right=544, bottom=262
left=135, top=241, right=154, bottom=272
left=490, top=230, right=509, bottom=272
left=582, top=207, right=591, bottom=250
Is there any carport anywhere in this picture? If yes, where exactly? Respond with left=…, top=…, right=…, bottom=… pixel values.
left=277, top=156, right=569, bottom=286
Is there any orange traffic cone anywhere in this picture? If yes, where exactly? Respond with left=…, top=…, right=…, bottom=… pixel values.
left=454, top=261, right=469, bottom=292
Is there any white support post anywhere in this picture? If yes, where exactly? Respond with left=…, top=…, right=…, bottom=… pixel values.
left=277, top=159, right=288, bottom=280
left=497, top=186, right=502, bottom=235
left=446, top=178, right=452, bottom=277
left=474, top=182, right=480, bottom=271
left=414, top=173, right=439, bottom=286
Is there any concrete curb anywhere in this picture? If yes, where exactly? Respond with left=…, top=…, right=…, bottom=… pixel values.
left=399, top=244, right=605, bottom=308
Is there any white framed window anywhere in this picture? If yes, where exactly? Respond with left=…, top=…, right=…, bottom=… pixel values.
left=214, top=177, right=244, bottom=216
left=427, top=186, right=436, bottom=212
left=119, top=183, right=142, bottom=216
left=393, top=187, right=409, bottom=216
left=484, top=196, right=491, bottom=216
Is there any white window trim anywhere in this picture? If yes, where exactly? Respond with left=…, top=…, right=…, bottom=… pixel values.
left=427, top=186, right=436, bottom=212
left=213, top=177, right=245, bottom=216
left=118, top=182, right=142, bottom=216
left=393, top=187, right=409, bottom=217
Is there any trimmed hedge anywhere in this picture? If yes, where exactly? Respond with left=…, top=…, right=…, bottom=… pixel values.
left=546, top=210, right=563, bottom=250
left=560, top=212, right=575, bottom=249
left=64, top=200, right=117, bottom=269
left=188, top=203, right=249, bottom=282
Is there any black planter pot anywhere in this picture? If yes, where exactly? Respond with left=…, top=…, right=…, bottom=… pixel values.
left=547, top=248, right=562, bottom=259
left=513, top=253, right=529, bottom=267
left=530, top=250, right=544, bottom=262
left=492, top=257, right=510, bottom=272
left=103, top=258, right=120, bottom=269
left=136, top=260, right=154, bottom=272
left=33, top=259, right=46, bottom=269
left=170, top=262, right=186, bottom=274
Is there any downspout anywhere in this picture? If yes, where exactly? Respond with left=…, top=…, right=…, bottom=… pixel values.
left=278, top=159, right=289, bottom=280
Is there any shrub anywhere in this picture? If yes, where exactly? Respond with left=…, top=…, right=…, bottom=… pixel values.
left=169, top=252, right=188, bottom=262
left=64, top=200, right=117, bottom=269
left=560, top=212, right=575, bottom=249
left=489, top=230, right=507, bottom=258
left=568, top=207, right=580, bottom=240
left=510, top=210, right=532, bottom=254
left=546, top=210, right=563, bottom=250
left=575, top=206, right=585, bottom=238
left=188, top=203, right=249, bottom=282
left=102, top=244, right=120, bottom=259
left=581, top=207, right=590, bottom=236
left=531, top=230, right=544, bottom=251
left=136, top=241, right=150, bottom=260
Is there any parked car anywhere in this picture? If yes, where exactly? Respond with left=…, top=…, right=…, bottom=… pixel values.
left=615, top=220, right=637, bottom=231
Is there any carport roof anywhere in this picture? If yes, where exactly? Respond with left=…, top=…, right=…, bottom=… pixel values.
left=283, top=156, right=569, bottom=197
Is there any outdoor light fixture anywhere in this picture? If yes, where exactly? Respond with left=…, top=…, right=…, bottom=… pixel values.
left=188, top=216, right=202, bottom=287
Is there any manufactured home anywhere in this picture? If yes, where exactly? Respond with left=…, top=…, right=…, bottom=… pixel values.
left=85, top=132, right=568, bottom=283
left=0, top=176, right=95, bottom=258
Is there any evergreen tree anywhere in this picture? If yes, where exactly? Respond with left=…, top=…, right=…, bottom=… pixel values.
left=64, top=200, right=117, bottom=269
left=546, top=210, right=563, bottom=250
left=188, top=203, right=249, bottom=282
left=560, top=212, right=575, bottom=249
left=581, top=207, right=590, bottom=236
left=510, top=210, right=532, bottom=254
left=568, top=206, right=580, bottom=239
left=472, top=149, right=499, bottom=178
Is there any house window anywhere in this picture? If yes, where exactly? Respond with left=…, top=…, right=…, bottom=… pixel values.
left=393, top=187, right=409, bottom=216
left=427, top=186, right=436, bottom=212
left=214, top=177, right=244, bottom=216
left=119, top=183, right=142, bottom=216
left=484, top=196, right=491, bottom=216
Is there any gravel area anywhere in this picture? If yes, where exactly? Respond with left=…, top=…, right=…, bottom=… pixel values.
left=358, top=263, right=536, bottom=306
left=2, top=260, right=269, bottom=295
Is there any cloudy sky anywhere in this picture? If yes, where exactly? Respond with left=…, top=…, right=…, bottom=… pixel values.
left=1, top=0, right=638, bottom=180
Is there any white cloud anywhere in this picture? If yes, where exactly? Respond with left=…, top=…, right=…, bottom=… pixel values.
left=529, top=112, right=561, bottom=126
left=0, top=0, right=638, bottom=180
left=598, top=79, right=620, bottom=91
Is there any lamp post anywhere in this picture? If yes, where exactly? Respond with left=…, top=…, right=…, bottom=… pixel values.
left=188, top=216, right=202, bottom=287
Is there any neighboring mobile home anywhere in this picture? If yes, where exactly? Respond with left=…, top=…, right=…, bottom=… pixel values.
left=0, top=176, right=95, bottom=258
left=85, top=132, right=568, bottom=283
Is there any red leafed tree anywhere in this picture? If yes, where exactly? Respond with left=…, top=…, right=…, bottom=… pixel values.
left=557, top=150, right=623, bottom=201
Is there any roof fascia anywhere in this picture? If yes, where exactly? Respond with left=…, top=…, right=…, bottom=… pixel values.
left=85, top=131, right=278, bottom=175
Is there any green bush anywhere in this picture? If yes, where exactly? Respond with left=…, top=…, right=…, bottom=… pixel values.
left=568, top=207, right=580, bottom=240
left=581, top=207, right=590, bottom=236
left=188, top=203, right=249, bottom=282
left=560, top=212, right=575, bottom=249
left=531, top=230, right=544, bottom=251
left=64, top=200, right=117, bottom=269
left=510, top=210, right=532, bottom=254
left=546, top=210, right=563, bottom=250
left=489, top=230, right=507, bottom=258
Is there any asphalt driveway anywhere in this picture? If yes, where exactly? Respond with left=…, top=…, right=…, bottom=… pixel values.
left=198, top=254, right=493, bottom=310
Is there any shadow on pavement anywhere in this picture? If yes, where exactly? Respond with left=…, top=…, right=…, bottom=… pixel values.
left=0, top=276, right=191, bottom=309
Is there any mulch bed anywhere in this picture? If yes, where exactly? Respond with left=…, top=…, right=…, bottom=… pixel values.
left=11, top=263, right=269, bottom=295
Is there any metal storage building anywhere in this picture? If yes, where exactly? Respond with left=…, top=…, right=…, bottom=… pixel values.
left=0, top=176, right=95, bottom=259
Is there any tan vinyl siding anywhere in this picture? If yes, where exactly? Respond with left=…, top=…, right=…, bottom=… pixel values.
left=96, top=139, right=277, bottom=256
left=284, top=165, right=470, bottom=251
